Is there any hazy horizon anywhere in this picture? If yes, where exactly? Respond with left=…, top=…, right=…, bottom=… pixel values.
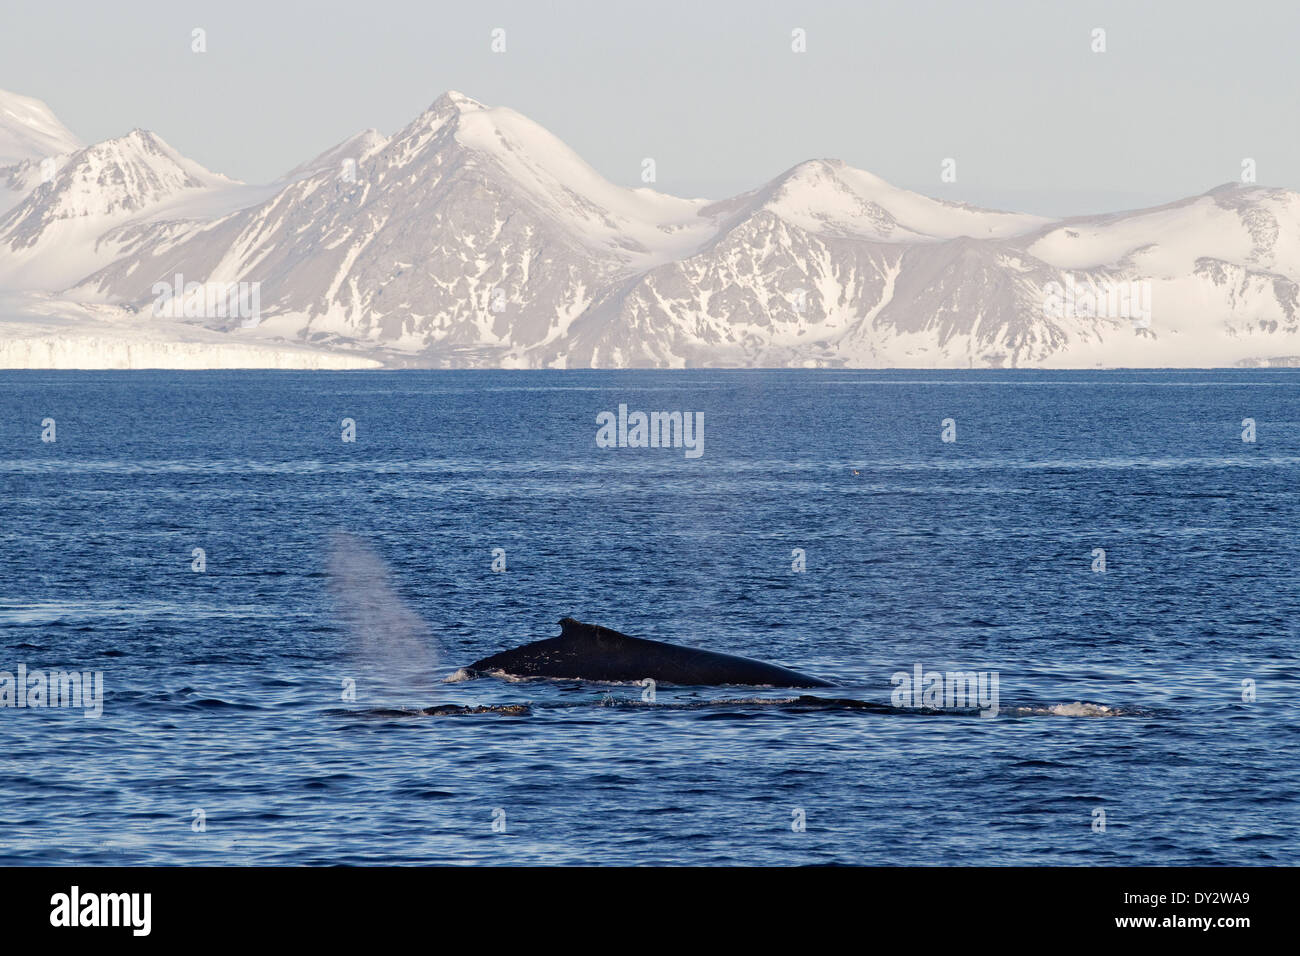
left=2, top=0, right=1296, bottom=217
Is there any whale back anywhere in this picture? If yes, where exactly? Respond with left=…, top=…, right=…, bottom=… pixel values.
left=464, top=617, right=833, bottom=688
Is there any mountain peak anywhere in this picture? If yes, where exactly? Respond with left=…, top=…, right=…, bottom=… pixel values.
left=2, top=127, right=234, bottom=240
left=0, top=88, right=82, bottom=167
left=742, top=157, right=1045, bottom=242
left=280, top=128, right=388, bottom=182
left=397, top=91, right=488, bottom=144
left=74, top=128, right=232, bottom=185
left=120, top=128, right=166, bottom=149
left=427, top=90, right=486, bottom=114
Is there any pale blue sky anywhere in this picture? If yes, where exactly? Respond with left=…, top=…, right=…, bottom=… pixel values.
left=2, top=0, right=1295, bottom=215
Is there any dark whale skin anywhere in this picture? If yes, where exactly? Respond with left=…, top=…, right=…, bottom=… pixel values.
left=464, top=617, right=835, bottom=688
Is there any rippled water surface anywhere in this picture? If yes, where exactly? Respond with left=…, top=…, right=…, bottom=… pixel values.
left=0, top=369, right=1296, bottom=864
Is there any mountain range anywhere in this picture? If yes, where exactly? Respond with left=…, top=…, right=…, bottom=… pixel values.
left=2, top=87, right=1298, bottom=369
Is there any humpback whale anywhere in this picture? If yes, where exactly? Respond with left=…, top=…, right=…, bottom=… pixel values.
left=459, top=617, right=835, bottom=688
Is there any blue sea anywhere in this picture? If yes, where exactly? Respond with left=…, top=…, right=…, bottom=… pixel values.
left=0, top=369, right=1295, bottom=865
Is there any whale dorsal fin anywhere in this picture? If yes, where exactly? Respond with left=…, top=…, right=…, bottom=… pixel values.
left=557, top=617, right=630, bottom=644
left=558, top=616, right=585, bottom=637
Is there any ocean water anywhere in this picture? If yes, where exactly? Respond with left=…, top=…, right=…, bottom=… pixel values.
left=0, top=369, right=1296, bottom=865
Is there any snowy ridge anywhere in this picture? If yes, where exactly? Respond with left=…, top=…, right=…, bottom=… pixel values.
left=0, top=128, right=251, bottom=292
left=445, top=92, right=717, bottom=266
left=2, top=87, right=1299, bottom=368
left=0, top=89, right=80, bottom=167
left=711, top=159, right=1049, bottom=243
left=280, top=128, right=389, bottom=183
left=2, top=129, right=235, bottom=233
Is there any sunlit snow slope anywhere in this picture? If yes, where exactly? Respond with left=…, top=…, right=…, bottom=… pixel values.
left=2, top=87, right=1298, bottom=369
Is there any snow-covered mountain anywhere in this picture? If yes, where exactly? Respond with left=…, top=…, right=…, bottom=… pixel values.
left=0, top=90, right=82, bottom=217
left=578, top=180, right=1300, bottom=368
left=2, top=87, right=1299, bottom=368
left=0, top=128, right=254, bottom=291
left=0, top=90, right=80, bottom=167
left=0, top=91, right=371, bottom=367
left=279, top=128, right=388, bottom=184
left=73, top=91, right=724, bottom=361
